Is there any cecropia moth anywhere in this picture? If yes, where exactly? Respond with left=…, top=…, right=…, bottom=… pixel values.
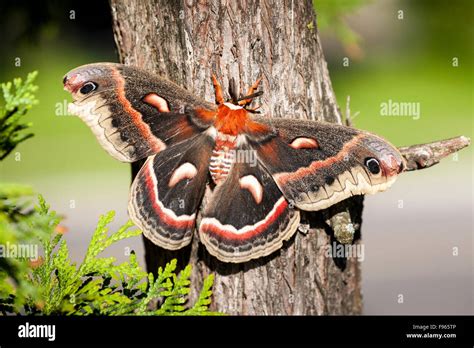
left=63, top=63, right=405, bottom=263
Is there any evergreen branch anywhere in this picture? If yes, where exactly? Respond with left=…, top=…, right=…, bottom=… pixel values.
left=1, top=195, right=218, bottom=316
left=0, top=72, right=38, bottom=160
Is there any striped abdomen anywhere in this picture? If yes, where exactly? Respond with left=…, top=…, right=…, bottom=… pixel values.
left=209, top=133, right=237, bottom=184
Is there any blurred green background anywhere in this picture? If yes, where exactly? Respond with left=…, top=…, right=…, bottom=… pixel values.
left=0, top=0, right=472, bottom=314
left=319, top=0, right=473, bottom=146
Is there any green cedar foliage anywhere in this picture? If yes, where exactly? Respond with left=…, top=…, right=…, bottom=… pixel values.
left=1, top=198, right=217, bottom=315
left=0, top=71, right=38, bottom=160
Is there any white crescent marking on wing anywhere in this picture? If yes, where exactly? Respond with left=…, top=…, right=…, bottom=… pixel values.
left=168, top=162, right=198, bottom=188
left=289, top=137, right=318, bottom=149
left=239, top=175, right=263, bottom=204
left=143, top=93, right=170, bottom=113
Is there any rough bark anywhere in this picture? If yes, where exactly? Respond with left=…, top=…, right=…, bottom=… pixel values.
left=399, top=136, right=470, bottom=171
left=110, top=0, right=363, bottom=315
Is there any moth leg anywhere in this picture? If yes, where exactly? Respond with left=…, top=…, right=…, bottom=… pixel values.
left=246, top=104, right=262, bottom=114
left=239, top=76, right=262, bottom=106
left=211, top=74, right=224, bottom=104
left=246, top=104, right=261, bottom=112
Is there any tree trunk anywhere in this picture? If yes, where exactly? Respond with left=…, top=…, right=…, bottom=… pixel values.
left=110, top=0, right=362, bottom=315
